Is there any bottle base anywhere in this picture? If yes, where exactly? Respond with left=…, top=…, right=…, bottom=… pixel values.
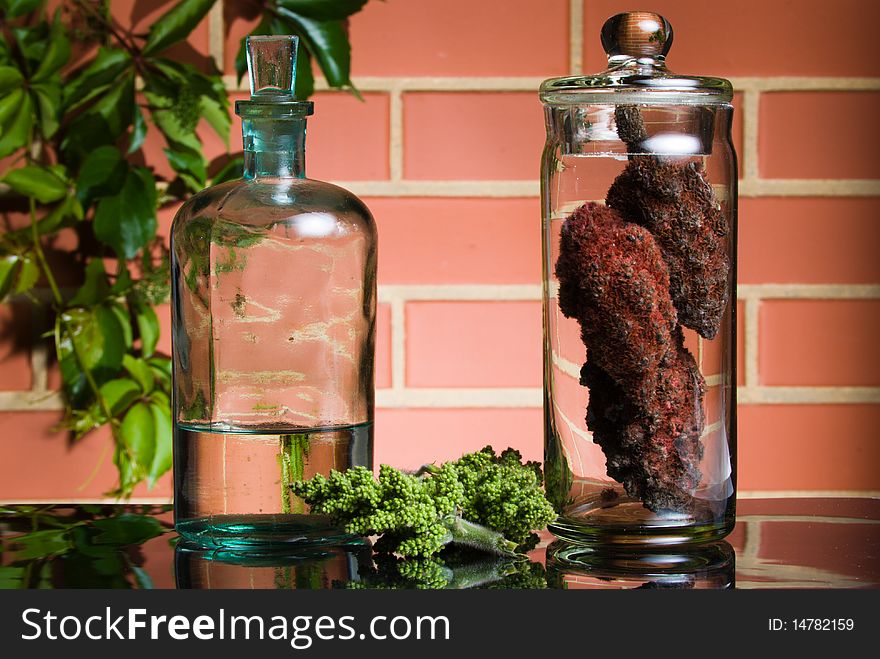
left=549, top=492, right=736, bottom=547
left=176, top=513, right=356, bottom=548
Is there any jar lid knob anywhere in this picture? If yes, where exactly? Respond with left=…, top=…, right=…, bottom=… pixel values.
left=601, top=11, right=673, bottom=64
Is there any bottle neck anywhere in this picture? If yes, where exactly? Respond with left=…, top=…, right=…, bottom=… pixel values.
left=242, top=117, right=307, bottom=180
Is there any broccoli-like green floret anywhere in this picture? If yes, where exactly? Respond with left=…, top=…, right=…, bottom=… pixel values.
left=446, top=446, right=556, bottom=546
left=293, top=446, right=556, bottom=559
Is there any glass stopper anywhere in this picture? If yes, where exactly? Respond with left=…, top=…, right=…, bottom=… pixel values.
left=246, top=35, right=298, bottom=98
left=601, top=11, right=673, bottom=63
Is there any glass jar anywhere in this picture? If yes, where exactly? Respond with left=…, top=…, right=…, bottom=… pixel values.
left=171, top=36, right=376, bottom=546
left=540, top=13, right=737, bottom=545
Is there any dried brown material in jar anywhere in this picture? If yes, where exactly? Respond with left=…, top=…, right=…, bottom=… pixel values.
left=555, top=202, right=677, bottom=408
left=581, top=333, right=705, bottom=512
left=608, top=108, right=730, bottom=339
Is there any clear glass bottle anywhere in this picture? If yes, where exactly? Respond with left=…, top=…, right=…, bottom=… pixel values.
left=171, top=36, right=376, bottom=546
left=541, top=13, right=737, bottom=544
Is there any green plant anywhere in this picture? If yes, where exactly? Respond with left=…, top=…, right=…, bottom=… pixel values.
left=0, top=0, right=368, bottom=496
left=293, top=446, right=557, bottom=558
left=0, top=505, right=171, bottom=588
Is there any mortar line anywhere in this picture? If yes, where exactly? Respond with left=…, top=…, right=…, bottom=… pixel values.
left=745, top=298, right=760, bottom=388
left=390, top=297, right=406, bottom=393
left=569, top=0, right=583, bottom=75
left=28, top=302, right=48, bottom=393
left=222, top=75, right=880, bottom=93
left=389, top=87, right=404, bottom=181
left=208, top=1, right=225, bottom=73
left=742, top=89, right=760, bottom=182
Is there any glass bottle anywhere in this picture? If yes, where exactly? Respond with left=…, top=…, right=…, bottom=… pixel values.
left=171, top=36, right=376, bottom=546
left=540, top=13, right=737, bottom=545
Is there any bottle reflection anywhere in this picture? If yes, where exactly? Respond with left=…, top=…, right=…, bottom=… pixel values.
left=175, top=541, right=372, bottom=589
left=545, top=540, right=735, bottom=589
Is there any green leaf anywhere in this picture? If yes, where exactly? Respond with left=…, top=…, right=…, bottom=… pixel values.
left=133, top=301, right=159, bottom=357
left=69, top=259, right=110, bottom=306
left=62, top=72, right=134, bottom=156
left=199, top=95, right=229, bottom=147
left=64, top=47, right=131, bottom=109
left=277, top=9, right=353, bottom=89
left=163, top=147, right=206, bottom=191
left=2, top=0, right=42, bottom=19
left=99, top=378, right=141, bottom=416
left=13, top=253, right=38, bottom=293
left=0, top=566, right=24, bottom=588
left=148, top=400, right=172, bottom=487
left=32, top=81, right=61, bottom=138
left=0, top=256, right=16, bottom=298
left=210, top=155, right=243, bottom=185
left=11, top=529, right=72, bottom=560
left=108, top=301, right=133, bottom=350
left=0, top=66, right=23, bottom=94
left=32, top=16, right=70, bottom=82
left=147, top=357, right=172, bottom=391
left=58, top=305, right=127, bottom=404
left=123, top=354, right=154, bottom=394
left=120, top=402, right=156, bottom=477
left=128, top=104, right=147, bottom=155
left=77, top=145, right=127, bottom=205
left=0, top=90, right=33, bottom=157
left=0, top=254, right=39, bottom=298
left=91, top=513, right=164, bottom=545
left=294, top=45, right=314, bottom=100
left=277, top=0, right=368, bottom=20
left=3, top=165, right=67, bottom=203
left=93, top=167, right=157, bottom=259
left=142, top=0, right=216, bottom=56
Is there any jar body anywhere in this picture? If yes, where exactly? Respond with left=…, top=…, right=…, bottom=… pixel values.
left=171, top=177, right=376, bottom=546
left=542, top=102, right=737, bottom=545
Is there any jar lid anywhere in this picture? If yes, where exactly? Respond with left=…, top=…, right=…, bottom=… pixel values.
left=540, top=12, right=732, bottom=105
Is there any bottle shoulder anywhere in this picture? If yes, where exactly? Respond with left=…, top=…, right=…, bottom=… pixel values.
left=171, top=178, right=376, bottom=235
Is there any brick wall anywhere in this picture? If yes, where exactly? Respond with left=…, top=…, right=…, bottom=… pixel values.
left=1, top=0, right=879, bottom=501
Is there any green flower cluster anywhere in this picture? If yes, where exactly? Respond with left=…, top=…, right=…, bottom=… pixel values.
left=293, top=446, right=556, bottom=558
left=450, top=447, right=555, bottom=546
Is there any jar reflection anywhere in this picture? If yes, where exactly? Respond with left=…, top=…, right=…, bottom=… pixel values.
left=546, top=540, right=735, bottom=589
left=175, top=541, right=371, bottom=589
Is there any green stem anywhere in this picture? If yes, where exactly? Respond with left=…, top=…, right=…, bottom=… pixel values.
left=30, top=196, right=122, bottom=454
left=440, top=516, right=520, bottom=558
left=280, top=434, right=309, bottom=514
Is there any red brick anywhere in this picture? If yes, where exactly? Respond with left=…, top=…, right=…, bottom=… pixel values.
left=583, top=1, right=880, bottom=77
left=760, top=92, right=880, bottom=179
left=0, top=412, right=173, bottom=500
left=759, top=300, right=880, bottom=386
left=374, top=408, right=542, bottom=470
left=739, top=198, right=880, bottom=284
left=348, top=0, right=569, bottom=77
left=405, top=301, right=542, bottom=387
left=308, top=92, right=390, bottom=181
left=738, top=405, right=880, bottom=490
left=0, top=303, right=32, bottom=391
left=376, top=303, right=391, bottom=389
left=403, top=93, right=544, bottom=180
left=364, top=197, right=541, bottom=285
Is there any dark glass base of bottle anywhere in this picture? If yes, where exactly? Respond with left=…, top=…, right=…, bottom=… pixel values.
left=549, top=491, right=736, bottom=547
left=176, top=514, right=356, bottom=549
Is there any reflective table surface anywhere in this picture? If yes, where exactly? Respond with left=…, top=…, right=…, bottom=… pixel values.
left=1, top=499, right=877, bottom=589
